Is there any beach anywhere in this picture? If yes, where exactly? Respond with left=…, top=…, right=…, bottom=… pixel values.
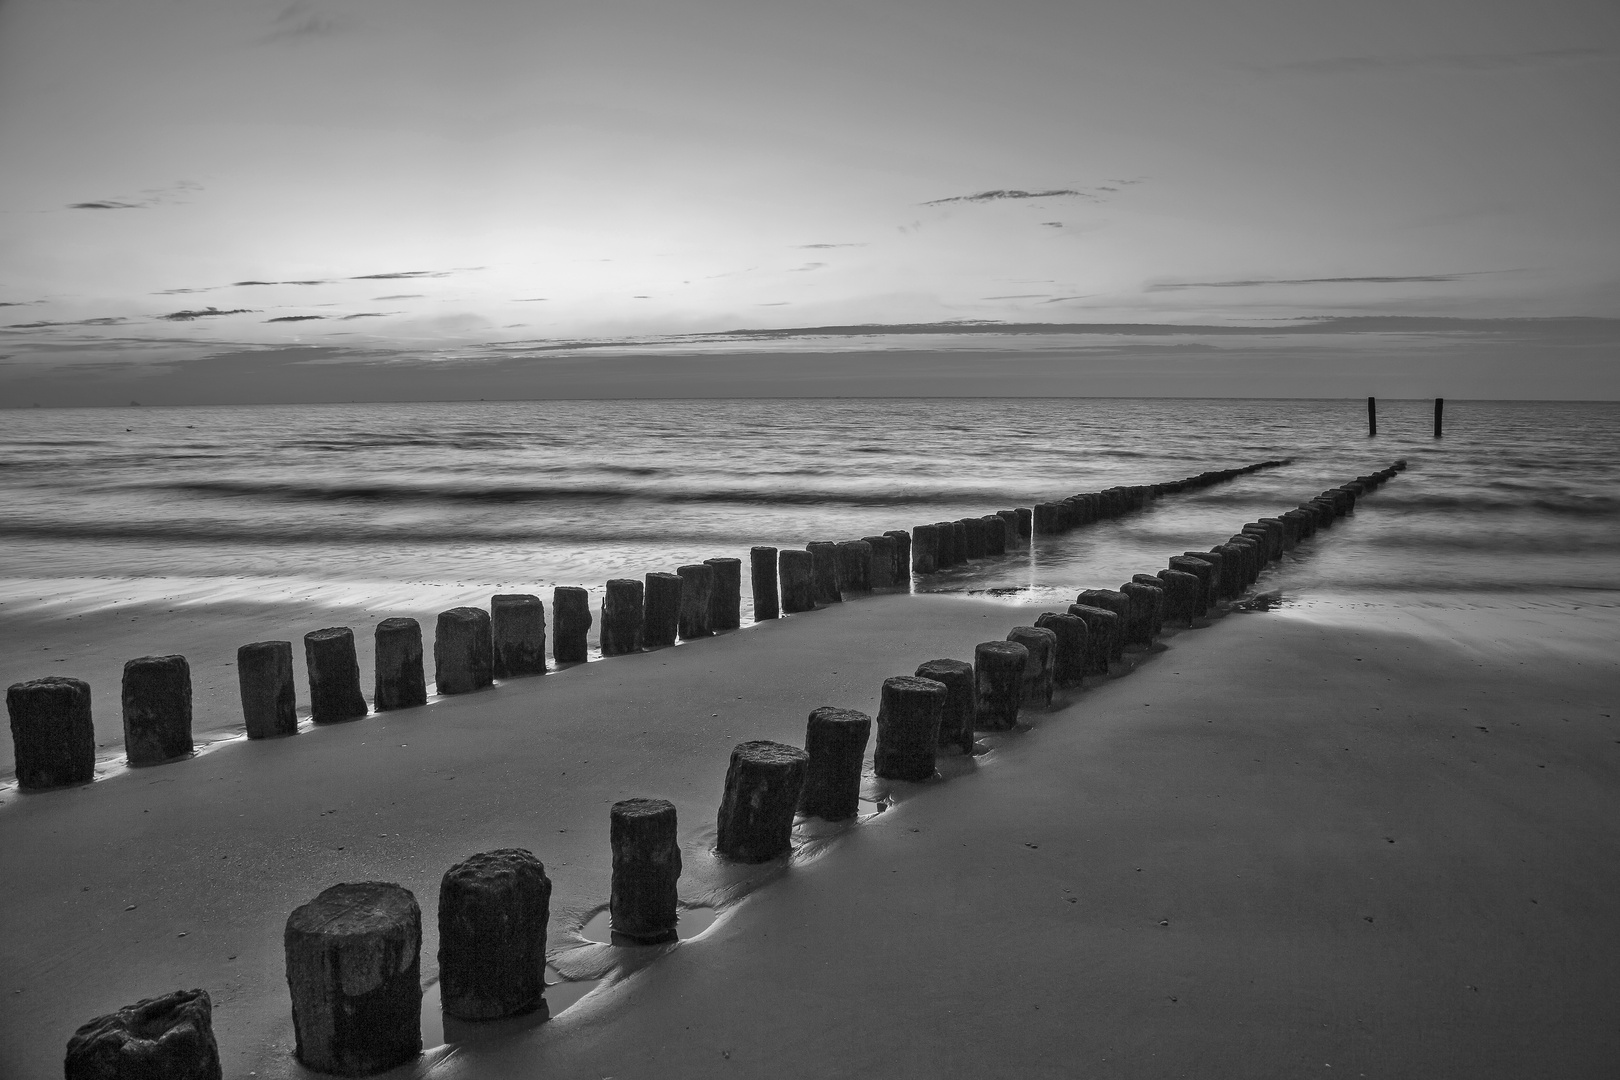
left=3, top=579, right=1617, bottom=1078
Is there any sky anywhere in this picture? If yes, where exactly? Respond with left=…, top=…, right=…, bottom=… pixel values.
left=1, top=0, right=1617, bottom=404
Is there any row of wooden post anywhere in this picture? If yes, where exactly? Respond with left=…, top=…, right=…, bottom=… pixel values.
left=7, top=459, right=1295, bottom=790
left=61, top=459, right=1409, bottom=1079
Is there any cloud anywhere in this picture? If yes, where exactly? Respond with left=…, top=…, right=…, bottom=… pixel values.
left=1148, top=274, right=1478, bottom=291
left=514, top=297, right=550, bottom=302
left=233, top=279, right=333, bottom=287
left=372, top=294, right=423, bottom=301
left=1257, top=48, right=1614, bottom=76
left=922, top=189, right=1087, bottom=207
left=0, top=301, right=39, bottom=308
left=158, top=307, right=254, bottom=321
left=788, top=262, right=826, bottom=273
left=340, top=312, right=394, bottom=320
left=349, top=270, right=450, bottom=280
left=1040, top=222, right=1064, bottom=228
left=67, top=180, right=202, bottom=212
left=263, top=1, right=344, bottom=44
left=983, top=294, right=1050, bottom=300
left=5, top=317, right=130, bottom=329
left=796, top=243, right=866, bottom=249
left=1038, top=295, right=1097, bottom=304
left=267, top=315, right=325, bottom=323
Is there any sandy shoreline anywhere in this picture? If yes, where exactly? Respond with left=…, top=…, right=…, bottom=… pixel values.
left=2, top=586, right=1617, bottom=1078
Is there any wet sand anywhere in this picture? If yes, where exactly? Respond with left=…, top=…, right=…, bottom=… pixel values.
left=2, top=590, right=1617, bottom=1078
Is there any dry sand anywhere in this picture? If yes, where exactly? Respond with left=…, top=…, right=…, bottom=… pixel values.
left=2, top=589, right=1617, bottom=1078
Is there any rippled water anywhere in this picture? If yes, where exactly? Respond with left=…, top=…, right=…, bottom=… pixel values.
left=2, top=398, right=1617, bottom=611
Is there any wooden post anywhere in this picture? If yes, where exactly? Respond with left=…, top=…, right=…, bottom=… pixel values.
left=716, top=741, right=808, bottom=862
left=915, top=658, right=975, bottom=753
left=373, top=619, right=426, bottom=712
left=704, top=557, right=742, bottom=631
left=284, top=882, right=421, bottom=1075
left=65, top=989, right=222, bottom=1080
left=434, top=608, right=493, bottom=695
left=750, top=547, right=780, bottom=621
left=121, top=655, right=193, bottom=765
left=239, top=640, right=297, bottom=738
left=304, top=628, right=368, bottom=723
left=609, top=799, right=681, bottom=944
left=6, top=676, right=94, bottom=789
left=1367, top=396, right=1376, bottom=436
left=490, top=594, right=547, bottom=678
left=1434, top=397, right=1444, bottom=438
left=676, top=563, right=715, bottom=640
left=873, top=675, right=946, bottom=782
left=972, top=640, right=1028, bottom=732
left=552, top=586, right=592, bottom=663
left=643, top=572, right=682, bottom=647
left=799, top=707, right=872, bottom=820
left=600, top=578, right=645, bottom=656
left=438, top=849, right=551, bottom=1019
left=778, top=550, right=816, bottom=614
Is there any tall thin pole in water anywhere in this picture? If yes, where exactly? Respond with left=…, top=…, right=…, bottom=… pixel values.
left=1367, top=396, right=1377, bottom=436
left=1434, top=397, right=1445, bottom=438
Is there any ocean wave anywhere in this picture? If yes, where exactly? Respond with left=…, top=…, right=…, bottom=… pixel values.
left=117, top=479, right=1078, bottom=508
left=1373, top=493, right=1620, bottom=517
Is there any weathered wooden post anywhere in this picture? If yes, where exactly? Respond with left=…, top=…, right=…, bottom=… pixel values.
left=304, top=628, right=368, bottom=723
left=6, top=676, right=94, bottom=789
left=716, top=741, right=808, bottom=862
left=610, top=799, right=681, bottom=944
left=778, top=549, right=816, bottom=613
left=238, top=640, right=297, bottom=738
left=883, top=529, right=911, bottom=583
left=643, top=572, right=682, bottom=647
left=435, top=607, right=493, bottom=694
left=910, top=524, right=940, bottom=575
left=1075, top=590, right=1132, bottom=657
left=285, top=881, right=421, bottom=1075
left=951, top=520, right=969, bottom=561
left=807, top=541, right=843, bottom=604
left=65, top=989, right=222, bottom=1080
left=374, top=620, right=426, bottom=712
left=1120, top=580, right=1164, bottom=643
left=874, top=675, right=946, bottom=782
left=1066, top=604, right=1118, bottom=674
left=973, top=640, right=1028, bottom=731
left=491, top=594, right=547, bottom=678
left=979, top=515, right=1006, bottom=556
left=1154, top=569, right=1203, bottom=626
left=705, top=557, right=742, bottom=631
left=600, top=578, right=645, bottom=656
left=676, top=563, right=715, bottom=640
left=1006, top=626, right=1057, bottom=708
left=1367, top=396, right=1377, bottom=436
left=439, top=849, right=551, bottom=1019
left=916, top=658, right=975, bottom=754
left=1165, top=556, right=1214, bottom=613
left=552, top=586, right=592, bottom=663
left=1034, top=612, right=1087, bottom=688
left=1435, top=397, right=1444, bottom=438
left=750, top=547, right=780, bottom=621
left=861, top=535, right=895, bottom=588
left=799, top=707, right=872, bottom=820
left=1015, top=507, right=1033, bottom=537
left=960, top=518, right=987, bottom=559
left=934, top=520, right=958, bottom=567
left=122, top=655, right=193, bottom=765
left=837, top=539, right=874, bottom=594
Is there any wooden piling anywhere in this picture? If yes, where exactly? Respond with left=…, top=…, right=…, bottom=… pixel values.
left=1435, top=397, right=1444, bottom=437
left=676, top=563, right=715, bottom=640
left=915, top=658, right=975, bottom=754
left=121, top=655, right=193, bottom=765
left=1367, top=396, right=1377, bottom=436
left=1006, top=626, right=1057, bottom=708
left=716, top=740, right=808, bottom=862
left=600, top=578, right=645, bottom=656
left=910, top=524, right=940, bottom=575
left=284, top=882, right=421, bottom=1075
left=552, top=586, right=592, bottom=663
left=807, top=542, right=843, bottom=604
left=438, top=849, right=551, bottom=1019
left=238, top=640, right=297, bottom=738
left=778, top=550, right=816, bottom=614
left=434, top=608, right=494, bottom=695
left=750, top=547, right=780, bottom=621
left=799, top=707, right=872, bottom=820
left=65, top=989, right=222, bottom=1080
left=705, top=557, right=742, bottom=631
left=491, top=594, right=547, bottom=679
left=304, top=628, right=368, bottom=723
left=610, top=799, right=681, bottom=944
left=972, top=640, right=1028, bottom=732
left=6, top=676, right=94, bottom=789
left=874, top=675, right=946, bottom=782
left=642, top=572, right=682, bottom=647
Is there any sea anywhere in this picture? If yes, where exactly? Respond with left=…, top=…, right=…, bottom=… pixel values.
left=3, top=397, right=1618, bottom=613
left=2, top=396, right=1618, bottom=779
